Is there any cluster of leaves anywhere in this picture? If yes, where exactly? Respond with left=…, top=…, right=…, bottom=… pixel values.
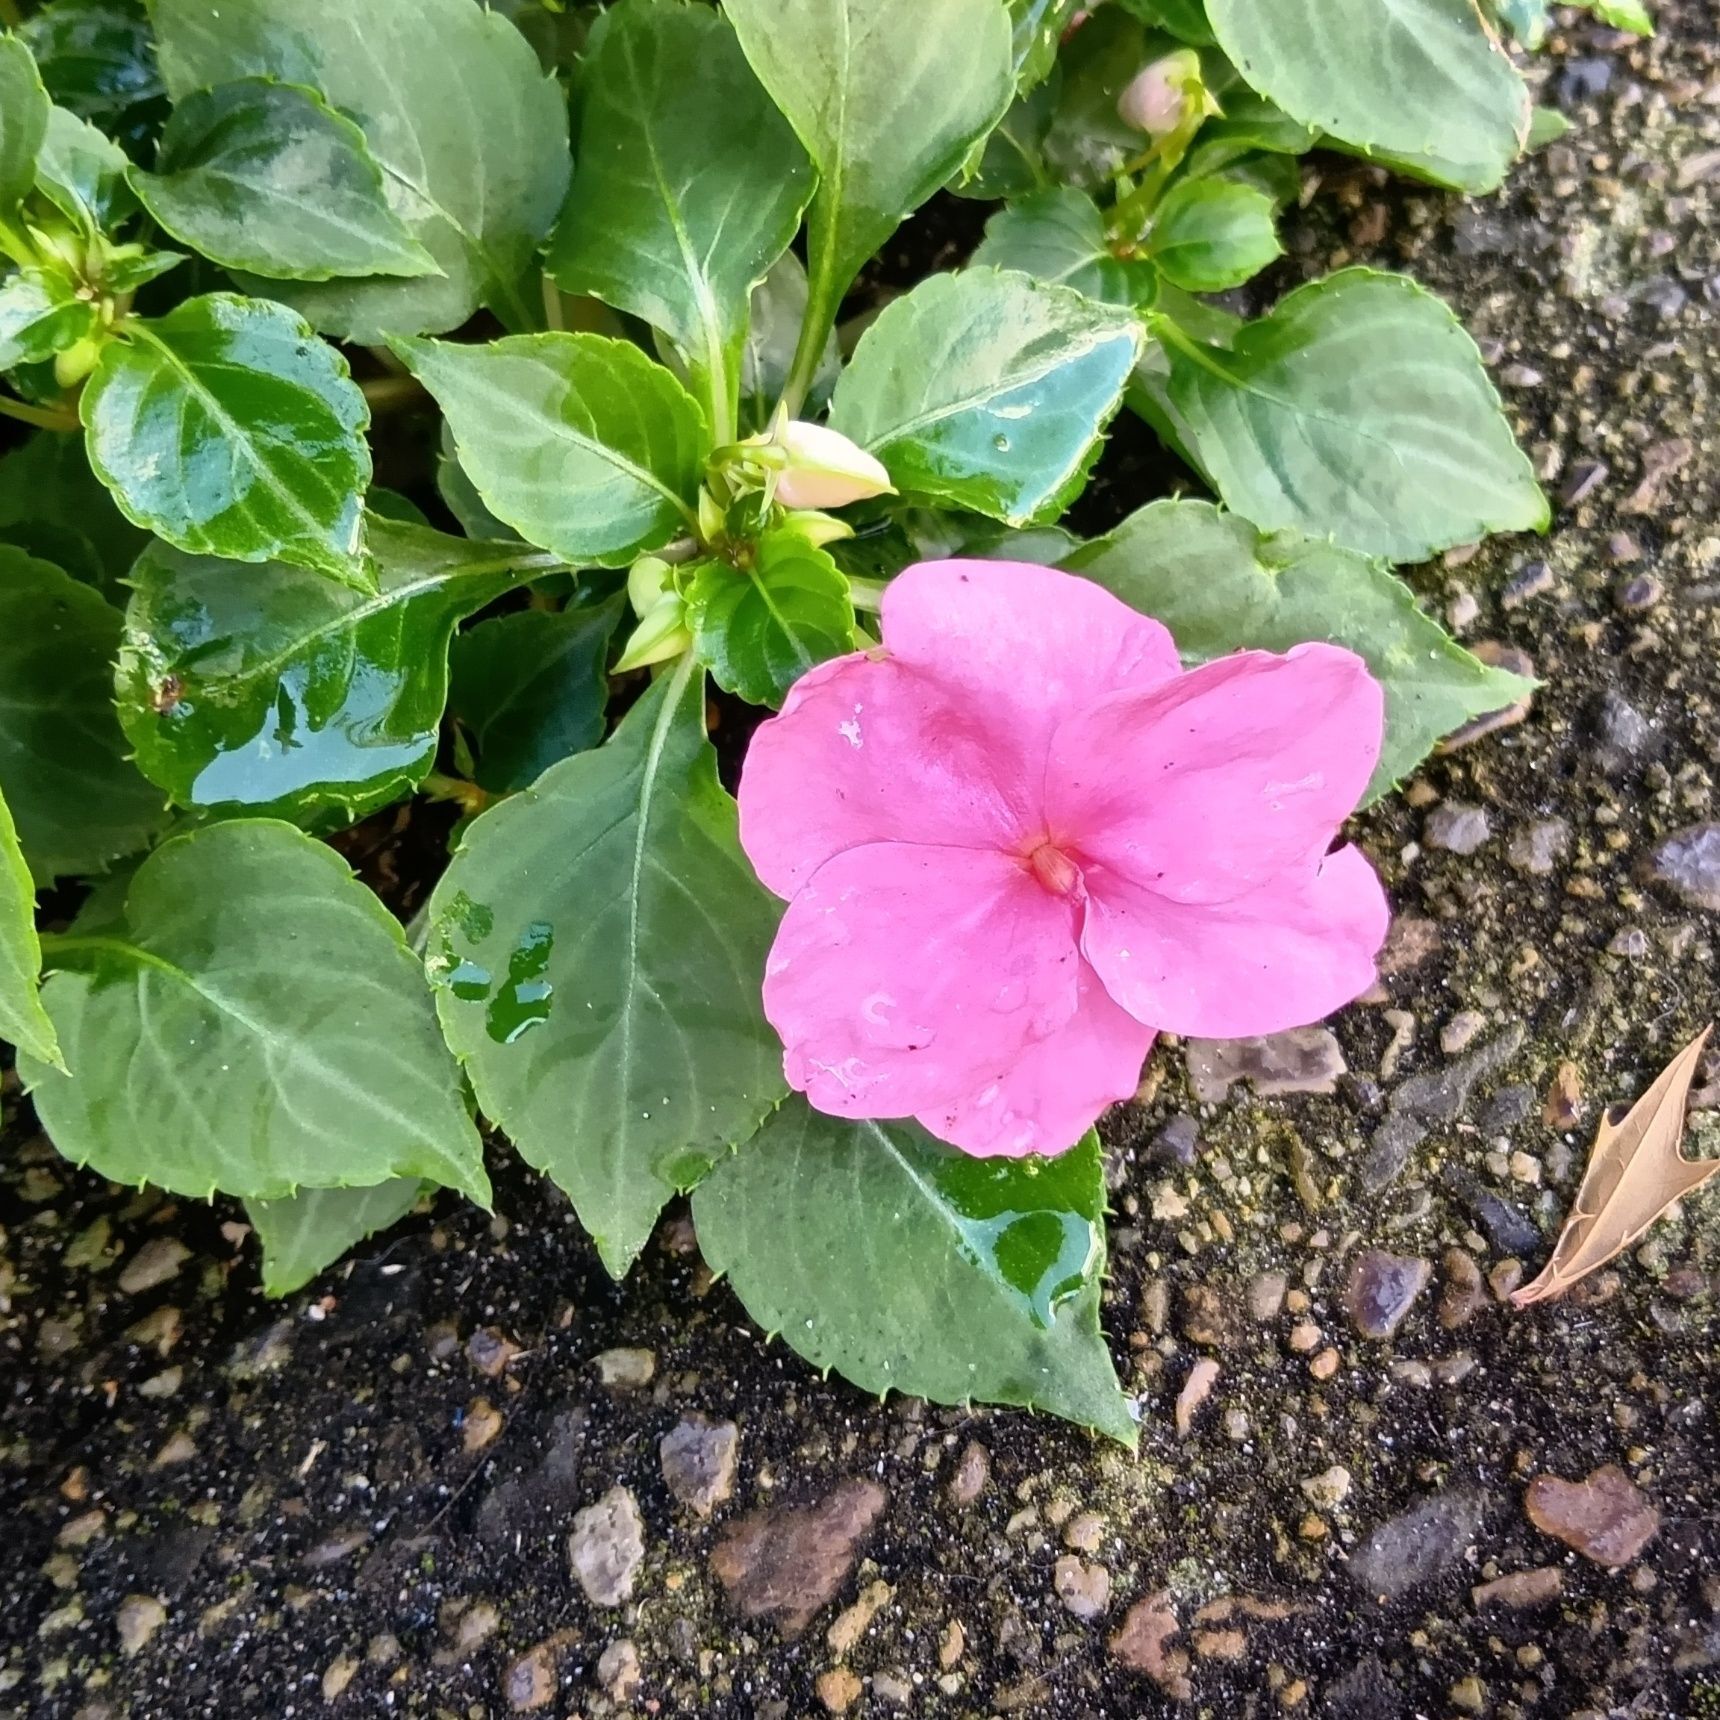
left=0, top=0, right=1607, bottom=1440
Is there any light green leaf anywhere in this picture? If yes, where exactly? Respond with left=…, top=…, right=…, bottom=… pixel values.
left=739, top=253, right=840, bottom=434
left=247, top=1178, right=426, bottom=1297
left=34, top=101, right=134, bottom=232
left=1491, top=0, right=1548, bottom=45
left=151, top=0, right=570, bottom=340
left=693, top=1113, right=1136, bottom=1443
left=81, top=292, right=372, bottom=584
left=0, top=35, right=50, bottom=213
left=831, top=267, right=1143, bottom=526
left=725, top=0, right=1014, bottom=337
left=1134, top=269, right=1548, bottom=563
left=1582, top=0, right=1651, bottom=32
left=1066, top=499, right=1537, bottom=799
left=1206, top=0, right=1529, bottom=194
left=1146, top=175, right=1281, bottom=291
left=21, top=819, right=490, bottom=1205
left=116, top=516, right=545, bottom=828
left=0, top=784, right=59, bottom=1068
left=972, top=186, right=1158, bottom=309
left=0, top=431, right=148, bottom=599
left=547, top=0, right=814, bottom=443
left=1526, top=105, right=1572, bottom=151
left=395, top=332, right=706, bottom=569
left=0, top=267, right=98, bottom=369
left=132, top=78, right=440, bottom=282
left=0, top=547, right=165, bottom=882
left=686, top=529, right=855, bottom=708
left=428, top=659, right=785, bottom=1277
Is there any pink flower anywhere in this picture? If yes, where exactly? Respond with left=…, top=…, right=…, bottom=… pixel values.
left=737, top=560, right=1391, bottom=1158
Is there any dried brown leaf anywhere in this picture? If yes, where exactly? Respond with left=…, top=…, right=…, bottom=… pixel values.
left=1513, top=1026, right=1718, bottom=1306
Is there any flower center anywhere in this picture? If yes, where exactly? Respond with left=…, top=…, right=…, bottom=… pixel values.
left=1026, top=840, right=1081, bottom=898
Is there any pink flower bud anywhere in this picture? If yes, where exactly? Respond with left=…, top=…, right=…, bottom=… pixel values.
left=769, top=421, right=895, bottom=511
left=1118, top=49, right=1207, bottom=139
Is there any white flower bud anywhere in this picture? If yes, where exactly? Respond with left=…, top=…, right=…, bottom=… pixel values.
left=1117, top=49, right=1210, bottom=139
left=627, top=554, right=672, bottom=617
left=761, top=420, right=895, bottom=511
left=614, top=595, right=691, bottom=673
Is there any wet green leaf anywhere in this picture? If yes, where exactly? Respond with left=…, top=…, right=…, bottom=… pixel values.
left=22, top=820, right=489, bottom=1205
left=449, top=598, right=622, bottom=793
left=1206, top=0, right=1529, bottom=193
left=0, top=35, right=49, bottom=213
left=116, top=516, right=543, bottom=828
left=429, top=660, right=785, bottom=1277
left=81, top=292, right=372, bottom=584
left=0, top=431, right=148, bottom=600
left=132, top=78, right=440, bottom=282
left=1146, top=176, right=1282, bottom=292
left=0, top=785, right=59, bottom=1068
left=686, top=530, right=855, bottom=708
left=247, top=1177, right=426, bottom=1296
left=1066, top=498, right=1538, bottom=799
left=35, top=101, right=135, bottom=233
left=1134, top=269, right=1548, bottom=563
left=830, top=267, right=1143, bottom=527
left=972, top=186, right=1158, bottom=309
left=19, top=0, right=168, bottom=159
left=396, top=332, right=706, bottom=569
left=0, top=267, right=98, bottom=369
left=694, top=1114, right=1136, bottom=1443
left=151, top=0, right=570, bottom=340
left=0, top=547, right=165, bottom=882
left=547, top=0, right=814, bottom=440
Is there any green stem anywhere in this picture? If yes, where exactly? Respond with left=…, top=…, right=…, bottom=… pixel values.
left=1148, top=311, right=1242, bottom=383
left=488, top=268, right=545, bottom=334
left=779, top=225, right=846, bottom=420
left=0, top=393, right=80, bottom=432
left=38, top=932, right=178, bottom=981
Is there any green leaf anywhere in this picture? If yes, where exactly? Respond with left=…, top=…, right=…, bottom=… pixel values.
left=686, top=529, right=855, bottom=708
left=693, top=1112, right=1136, bottom=1443
left=1134, top=269, right=1548, bottom=563
left=115, top=516, right=542, bottom=828
left=1115, top=0, right=1216, bottom=42
left=19, top=0, right=168, bottom=159
left=1585, top=0, right=1652, bottom=31
left=1009, top=0, right=1085, bottom=91
left=0, top=35, right=49, bottom=214
left=0, top=547, right=165, bottom=882
left=428, top=659, right=785, bottom=1277
left=1526, top=105, right=1572, bottom=151
left=35, top=101, right=135, bottom=234
left=151, top=0, right=571, bottom=341
left=971, top=186, right=1158, bottom=309
left=830, top=267, right=1143, bottom=527
left=0, top=784, right=59, bottom=1068
left=22, top=819, right=489, bottom=1204
left=449, top=598, right=623, bottom=794
left=132, top=78, right=441, bottom=282
left=1180, top=88, right=1319, bottom=172
left=546, top=0, right=814, bottom=442
left=1146, top=175, right=1282, bottom=292
left=1065, top=499, right=1537, bottom=799
left=395, top=332, right=706, bottom=569
left=0, top=267, right=98, bottom=369
left=1042, top=7, right=1159, bottom=191
left=81, top=292, right=372, bottom=584
left=246, top=1178, right=426, bottom=1297
left=1206, top=0, right=1529, bottom=194
left=0, top=431, right=148, bottom=599
left=740, top=253, right=840, bottom=434
left=724, top=0, right=1014, bottom=317
left=958, top=74, right=1061, bottom=202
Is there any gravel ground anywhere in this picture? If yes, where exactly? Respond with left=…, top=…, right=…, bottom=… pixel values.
left=4, top=7, right=1720, bottom=1718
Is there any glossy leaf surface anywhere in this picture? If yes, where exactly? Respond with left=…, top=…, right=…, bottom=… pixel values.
left=0, top=36, right=50, bottom=212
left=0, top=432, right=148, bottom=600
left=19, top=0, right=168, bottom=157
left=0, top=268, right=98, bottom=369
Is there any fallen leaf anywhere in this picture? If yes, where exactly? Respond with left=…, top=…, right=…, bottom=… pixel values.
left=1513, top=1026, right=1718, bottom=1306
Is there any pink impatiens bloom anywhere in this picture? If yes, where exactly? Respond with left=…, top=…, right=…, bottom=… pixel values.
left=737, top=559, right=1391, bottom=1159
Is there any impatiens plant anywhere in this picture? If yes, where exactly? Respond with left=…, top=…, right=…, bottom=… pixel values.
left=0, top=0, right=1586, bottom=1439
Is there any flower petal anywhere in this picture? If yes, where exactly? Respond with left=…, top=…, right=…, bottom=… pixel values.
left=916, top=964, right=1154, bottom=1158
left=1080, top=843, right=1389, bottom=1038
left=738, top=651, right=1043, bottom=900
left=1046, top=644, right=1384, bottom=904
left=764, top=842, right=1084, bottom=1121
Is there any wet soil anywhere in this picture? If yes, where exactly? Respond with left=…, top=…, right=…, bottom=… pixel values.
left=5, top=7, right=1720, bottom=1718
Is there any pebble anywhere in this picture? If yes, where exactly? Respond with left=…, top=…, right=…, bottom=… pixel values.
left=659, top=1413, right=739, bottom=1517
left=1175, top=1358, right=1220, bottom=1439
left=504, top=1638, right=566, bottom=1710
left=1347, top=1488, right=1486, bottom=1600
left=116, top=1594, right=167, bottom=1656
left=596, top=1639, right=642, bottom=1702
left=467, top=1326, right=521, bottom=1377
left=1524, top=1464, right=1660, bottom=1567
left=1301, top=1465, right=1353, bottom=1510
left=1507, top=818, right=1570, bottom=876
left=1439, top=1249, right=1487, bottom=1330
left=1472, top=1567, right=1562, bottom=1610
left=948, top=1441, right=990, bottom=1506
left=1108, top=1591, right=1191, bottom=1700
left=321, top=1653, right=358, bottom=1701
left=594, top=1346, right=656, bottom=1389
left=568, top=1486, right=646, bottom=1606
left=1364, top=1024, right=1526, bottom=1189
left=1053, top=1554, right=1111, bottom=1620
left=1646, top=823, right=1720, bottom=913
left=118, top=1239, right=190, bottom=1296
left=816, top=1668, right=863, bottom=1714
left=1184, top=1027, right=1346, bottom=1101
left=1246, top=1270, right=1288, bottom=1322
left=1343, top=1250, right=1431, bottom=1340
left=1592, top=690, right=1655, bottom=774
left=1440, top=1011, right=1486, bottom=1055
left=462, top=1397, right=504, bottom=1453
left=1501, top=559, right=1554, bottom=606
left=1149, top=1113, right=1199, bottom=1167
left=1560, top=457, right=1609, bottom=504
left=827, top=1580, right=892, bottom=1655
left=1424, top=802, right=1492, bottom=855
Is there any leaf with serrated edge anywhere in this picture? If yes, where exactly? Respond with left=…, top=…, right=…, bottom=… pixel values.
left=81, top=293, right=372, bottom=584
left=1134, top=269, right=1547, bottom=563
left=0, top=432, right=148, bottom=601
left=35, top=101, right=134, bottom=233
left=972, top=187, right=1158, bottom=309
left=20, top=819, right=489, bottom=1205
left=0, top=547, right=166, bottom=883
left=0, top=785, right=59, bottom=1067
left=1147, top=176, right=1283, bottom=293
left=1065, top=499, right=1535, bottom=800
left=1514, top=1028, right=1717, bottom=1304
left=247, top=1178, right=426, bottom=1297
left=428, top=658, right=784, bottom=1277
left=694, top=1111, right=1137, bottom=1443
left=830, top=268, right=1142, bottom=527
left=395, top=332, right=706, bottom=569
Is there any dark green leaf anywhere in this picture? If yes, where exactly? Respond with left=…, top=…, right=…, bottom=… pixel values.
left=830, top=267, right=1143, bottom=526
left=740, top=254, right=839, bottom=434
left=693, top=1113, right=1136, bottom=1443
left=957, top=75, right=1061, bottom=202
left=0, top=784, right=59, bottom=1067
left=436, top=423, right=518, bottom=544
left=1116, top=0, right=1216, bottom=42
left=0, top=35, right=49, bottom=213
left=19, top=0, right=167, bottom=159
left=247, top=1178, right=425, bottom=1296
left=35, top=101, right=135, bottom=233
left=132, top=78, right=440, bottom=282
left=686, top=529, right=855, bottom=708
left=0, top=430, right=148, bottom=599
left=81, top=292, right=372, bottom=584
left=1042, top=8, right=1161, bottom=190
left=22, top=819, right=490, bottom=1204
left=395, top=332, right=705, bottom=569
left=971, top=186, right=1158, bottom=309
left=1146, top=175, right=1281, bottom=291
left=0, top=267, right=98, bottom=368
left=1009, top=0, right=1085, bottom=91
left=428, top=660, right=785, bottom=1277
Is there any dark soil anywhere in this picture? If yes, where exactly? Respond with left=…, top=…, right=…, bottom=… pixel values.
left=6, top=7, right=1720, bottom=1718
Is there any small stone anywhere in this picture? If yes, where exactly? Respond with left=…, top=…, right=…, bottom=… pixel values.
left=1185, top=1027, right=1345, bottom=1102
left=1178, top=1283, right=1235, bottom=1348
left=1175, top=1358, right=1220, bottom=1440
left=815, top=1668, right=863, bottom=1714
left=569, top=1487, right=646, bottom=1607
left=321, top=1653, right=358, bottom=1702
left=1440, top=1011, right=1486, bottom=1055
left=1488, top=1259, right=1524, bottom=1300
left=1063, top=1512, right=1106, bottom=1554
left=594, top=1347, right=656, bottom=1389
left=1424, top=803, right=1492, bottom=855
left=827, top=1580, right=892, bottom=1656
left=1194, top=1627, right=1247, bottom=1660
left=1347, top=1488, right=1486, bottom=1601
left=1472, top=1567, right=1562, bottom=1610
left=1450, top=1675, right=1487, bottom=1713
left=117, top=1594, right=167, bottom=1656
left=1524, top=1465, right=1660, bottom=1567
left=1500, top=560, right=1553, bottom=606
left=1149, top=1113, right=1200, bottom=1167
left=1053, top=1554, right=1111, bottom=1621
left=118, top=1239, right=190, bottom=1296
left=948, top=1441, right=990, bottom=1506
left=1109, top=1591, right=1191, bottom=1700
left=1439, top=1249, right=1487, bottom=1331
left=659, top=1414, right=739, bottom=1518
left=504, top=1641, right=563, bottom=1711
left=1301, top=1465, right=1352, bottom=1509
left=1593, top=691, right=1655, bottom=774
left=939, top=1619, right=966, bottom=1669
left=873, top=1671, right=912, bottom=1706
left=1343, top=1250, right=1431, bottom=1340
left=452, top=1601, right=500, bottom=1655
left=1560, top=458, right=1609, bottom=505
left=1615, top=572, right=1662, bottom=611
left=466, top=1326, right=521, bottom=1377
left=1308, top=1348, right=1339, bottom=1381
left=1506, top=818, right=1569, bottom=877
left=1246, top=1271, right=1288, bottom=1322
left=596, top=1639, right=642, bottom=1703
left=1646, top=824, right=1720, bottom=913
left=153, top=1428, right=197, bottom=1467
left=1543, top=1061, right=1584, bottom=1129
left=463, top=1397, right=504, bottom=1453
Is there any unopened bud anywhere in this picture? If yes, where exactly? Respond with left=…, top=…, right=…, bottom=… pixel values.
left=782, top=509, right=855, bottom=549
left=614, top=595, right=691, bottom=673
left=1117, top=49, right=1214, bottom=139
left=627, top=554, right=672, bottom=616
left=750, top=418, right=894, bottom=511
